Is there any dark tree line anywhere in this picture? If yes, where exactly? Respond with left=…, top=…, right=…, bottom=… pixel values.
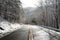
left=0, top=0, right=23, bottom=23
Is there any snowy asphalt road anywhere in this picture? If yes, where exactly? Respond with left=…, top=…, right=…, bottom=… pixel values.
left=0, top=25, right=50, bottom=40
left=0, top=25, right=60, bottom=40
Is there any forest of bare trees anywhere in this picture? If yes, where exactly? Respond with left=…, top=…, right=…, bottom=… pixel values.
left=35, top=0, right=60, bottom=29
left=0, top=0, right=24, bottom=23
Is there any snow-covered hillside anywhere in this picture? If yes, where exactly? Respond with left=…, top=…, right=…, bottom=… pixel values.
left=0, top=17, right=22, bottom=38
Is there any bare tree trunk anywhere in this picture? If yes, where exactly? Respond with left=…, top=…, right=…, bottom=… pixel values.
left=56, top=0, right=59, bottom=29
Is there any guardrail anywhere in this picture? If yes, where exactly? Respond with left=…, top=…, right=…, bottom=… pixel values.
left=41, top=25, right=60, bottom=32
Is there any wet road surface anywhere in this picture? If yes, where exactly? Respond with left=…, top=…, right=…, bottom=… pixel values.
left=0, top=28, right=29, bottom=40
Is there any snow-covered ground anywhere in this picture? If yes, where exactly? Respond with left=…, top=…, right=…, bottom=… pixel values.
left=0, top=17, right=60, bottom=40
left=0, top=17, right=22, bottom=38
left=32, top=25, right=60, bottom=40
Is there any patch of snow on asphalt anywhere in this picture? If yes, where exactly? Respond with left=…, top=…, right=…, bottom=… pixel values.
left=34, top=30, right=50, bottom=40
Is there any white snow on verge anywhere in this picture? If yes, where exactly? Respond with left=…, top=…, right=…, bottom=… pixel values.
left=0, top=17, right=22, bottom=38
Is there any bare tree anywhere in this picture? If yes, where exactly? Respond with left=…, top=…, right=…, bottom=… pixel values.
left=35, top=0, right=60, bottom=29
left=0, top=0, right=24, bottom=23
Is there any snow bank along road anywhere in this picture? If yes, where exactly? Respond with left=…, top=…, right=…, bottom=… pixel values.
left=0, top=24, right=60, bottom=40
